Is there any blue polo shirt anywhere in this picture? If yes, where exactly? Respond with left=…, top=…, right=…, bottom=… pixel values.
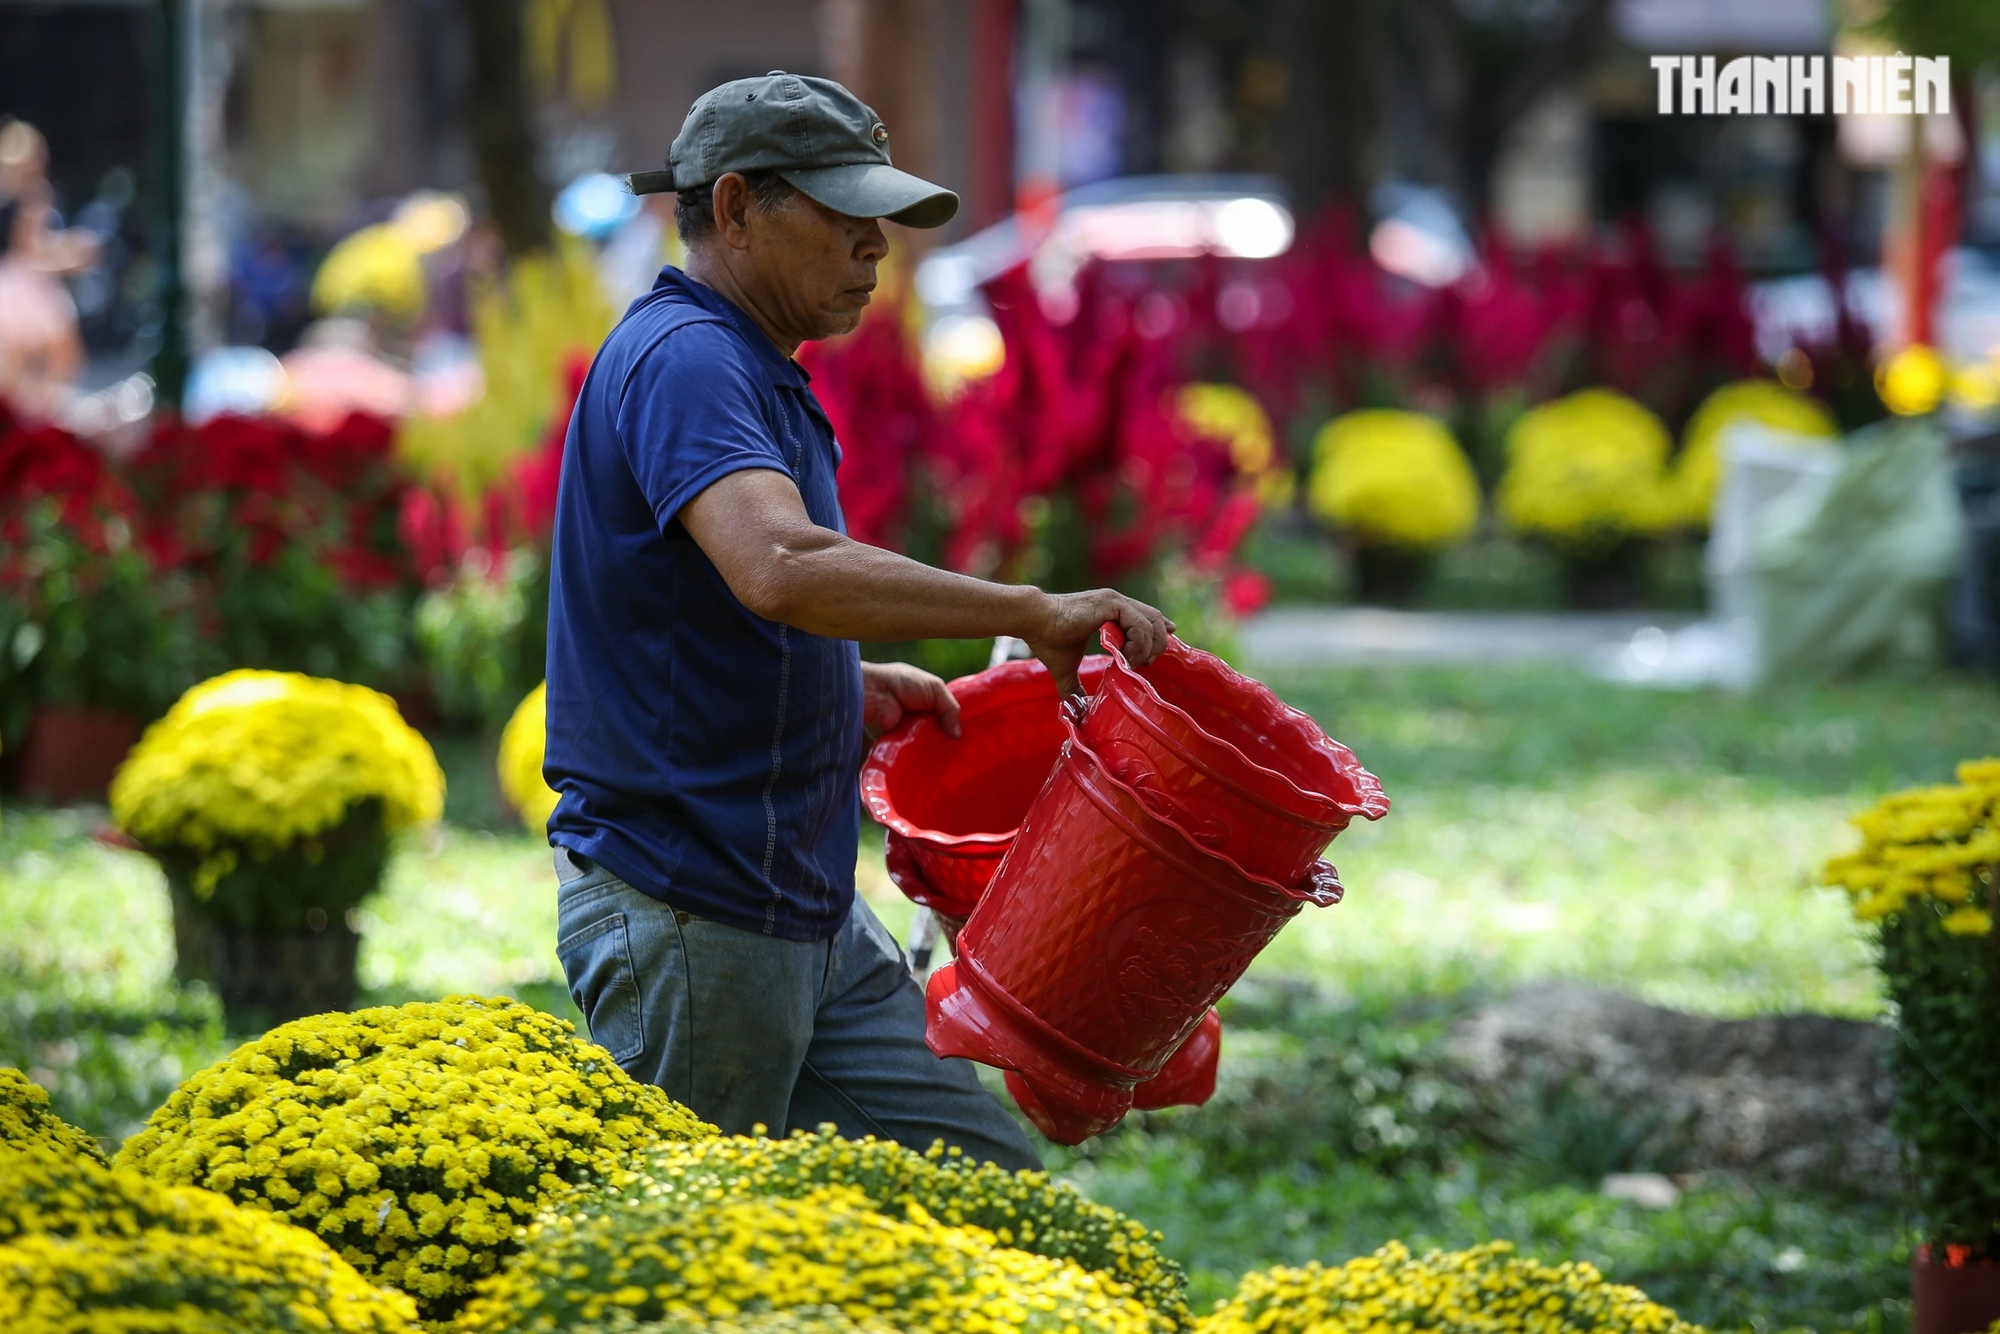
left=544, top=266, right=863, bottom=941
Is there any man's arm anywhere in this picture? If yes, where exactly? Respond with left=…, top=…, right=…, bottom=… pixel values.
left=679, top=467, right=1173, bottom=685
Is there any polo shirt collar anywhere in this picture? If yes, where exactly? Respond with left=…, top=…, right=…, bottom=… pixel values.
left=655, top=265, right=810, bottom=388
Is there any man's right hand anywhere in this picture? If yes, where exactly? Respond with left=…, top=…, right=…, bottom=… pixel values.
left=1026, top=589, right=1175, bottom=691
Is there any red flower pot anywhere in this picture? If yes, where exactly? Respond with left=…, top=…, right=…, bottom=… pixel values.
left=861, top=657, right=1107, bottom=919
left=1914, top=1250, right=2000, bottom=1334
left=927, top=728, right=1340, bottom=1143
left=1130, top=1006, right=1222, bottom=1110
left=1007, top=1008, right=1222, bottom=1124
left=11, top=706, right=142, bottom=805
left=1081, top=624, right=1388, bottom=885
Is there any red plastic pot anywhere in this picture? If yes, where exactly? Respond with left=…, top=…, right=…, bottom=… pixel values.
left=927, top=727, right=1340, bottom=1143
left=1914, top=1250, right=2000, bottom=1334
left=862, top=657, right=1106, bottom=919
left=10, top=706, right=142, bottom=805
left=1082, top=624, right=1388, bottom=885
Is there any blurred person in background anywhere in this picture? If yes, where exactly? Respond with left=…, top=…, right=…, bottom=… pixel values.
left=0, top=118, right=98, bottom=416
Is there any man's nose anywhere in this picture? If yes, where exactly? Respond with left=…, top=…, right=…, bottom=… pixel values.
left=858, top=219, right=889, bottom=261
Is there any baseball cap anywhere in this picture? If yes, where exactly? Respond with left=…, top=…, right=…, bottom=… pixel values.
left=627, top=72, right=959, bottom=230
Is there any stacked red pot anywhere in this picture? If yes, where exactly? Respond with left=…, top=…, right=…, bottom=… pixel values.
left=863, top=633, right=1388, bottom=1142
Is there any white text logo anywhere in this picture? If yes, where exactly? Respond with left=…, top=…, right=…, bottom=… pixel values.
left=1649, top=55, right=1950, bottom=115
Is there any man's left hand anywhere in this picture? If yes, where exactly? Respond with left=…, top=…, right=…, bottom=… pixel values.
left=861, top=661, right=961, bottom=738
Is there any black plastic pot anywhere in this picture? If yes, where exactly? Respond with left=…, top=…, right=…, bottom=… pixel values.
left=155, top=802, right=388, bottom=1027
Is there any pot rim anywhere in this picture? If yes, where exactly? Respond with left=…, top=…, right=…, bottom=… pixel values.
left=1099, top=623, right=1390, bottom=823
left=860, top=657, right=1093, bottom=850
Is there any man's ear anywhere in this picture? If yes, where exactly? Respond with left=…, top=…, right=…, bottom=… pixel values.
left=710, top=173, right=754, bottom=251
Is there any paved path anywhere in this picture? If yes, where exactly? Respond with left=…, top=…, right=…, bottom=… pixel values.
left=1238, top=608, right=1699, bottom=669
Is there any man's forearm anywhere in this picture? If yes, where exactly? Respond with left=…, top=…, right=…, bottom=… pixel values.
left=752, top=527, right=1051, bottom=643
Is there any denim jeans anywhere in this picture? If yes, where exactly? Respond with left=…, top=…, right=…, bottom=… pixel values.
left=553, top=850, right=1040, bottom=1171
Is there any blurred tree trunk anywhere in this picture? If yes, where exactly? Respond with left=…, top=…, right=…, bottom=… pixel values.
left=458, top=0, right=550, bottom=256
left=821, top=0, right=940, bottom=254
left=1277, top=0, right=1381, bottom=217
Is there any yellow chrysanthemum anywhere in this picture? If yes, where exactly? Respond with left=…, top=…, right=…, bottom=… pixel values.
left=597, top=1130, right=1188, bottom=1328
left=0, top=1142, right=418, bottom=1332
left=1820, top=760, right=1999, bottom=937
left=110, top=670, right=446, bottom=892
left=1180, top=383, right=1277, bottom=474
left=0, top=1068, right=105, bottom=1165
left=114, top=996, right=713, bottom=1322
left=456, top=1183, right=1164, bottom=1334
left=1307, top=409, right=1480, bottom=551
left=499, top=683, right=561, bottom=832
left=1199, top=1240, right=1702, bottom=1334
left=1942, top=906, right=1994, bottom=936
left=312, top=223, right=426, bottom=320
left=1670, top=379, right=1838, bottom=527
left=1497, top=389, right=1677, bottom=548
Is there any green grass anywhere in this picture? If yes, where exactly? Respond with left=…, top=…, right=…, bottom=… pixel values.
left=0, top=662, right=1987, bottom=1330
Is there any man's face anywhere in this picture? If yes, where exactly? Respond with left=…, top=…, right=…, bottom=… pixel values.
left=747, top=191, right=889, bottom=343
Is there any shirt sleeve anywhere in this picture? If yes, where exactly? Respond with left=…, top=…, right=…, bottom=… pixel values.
left=616, top=320, right=791, bottom=532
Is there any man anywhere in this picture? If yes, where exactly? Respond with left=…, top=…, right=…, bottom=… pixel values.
left=544, top=73, right=1172, bottom=1171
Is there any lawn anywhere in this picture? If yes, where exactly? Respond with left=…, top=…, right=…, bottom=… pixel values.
left=2, top=662, right=1987, bottom=1332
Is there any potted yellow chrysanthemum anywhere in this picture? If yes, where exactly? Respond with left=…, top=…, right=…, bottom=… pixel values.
left=1306, top=409, right=1481, bottom=605
left=1821, top=759, right=2000, bottom=1334
left=1496, top=388, right=1676, bottom=607
left=109, top=670, right=444, bottom=1026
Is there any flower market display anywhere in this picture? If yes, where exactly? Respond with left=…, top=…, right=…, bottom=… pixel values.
left=1496, top=389, right=1677, bottom=550
left=114, top=996, right=713, bottom=1320
left=499, top=682, right=561, bottom=831
left=1669, top=378, right=1838, bottom=527
left=1196, top=1240, right=1703, bottom=1334
left=0, top=1066, right=106, bottom=1164
left=0, top=414, right=191, bottom=752
left=454, top=1183, right=1165, bottom=1334
left=131, top=410, right=416, bottom=682
left=0, top=1141, right=419, bottom=1333
left=1819, top=759, right=2000, bottom=1262
left=1306, top=409, right=1480, bottom=551
left=593, top=1130, right=1189, bottom=1326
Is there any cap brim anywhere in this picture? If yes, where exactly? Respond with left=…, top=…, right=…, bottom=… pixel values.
left=779, top=163, right=959, bottom=229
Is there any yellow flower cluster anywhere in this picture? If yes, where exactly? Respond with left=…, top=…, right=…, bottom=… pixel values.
left=1820, top=759, right=2000, bottom=935
left=1669, top=379, right=1837, bottom=527
left=1307, top=410, right=1480, bottom=551
left=111, top=670, right=446, bottom=892
left=561, top=1311, right=879, bottom=1334
left=1196, top=1240, right=1700, bottom=1334
left=499, top=683, right=561, bottom=832
left=0, top=1067, right=105, bottom=1165
left=1179, top=384, right=1277, bottom=474
left=0, top=1142, right=418, bottom=1332
left=597, top=1130, right=1188, bottom=1327
left=456, top=1183, right=1163, bottom=1334
left=314, top=223, right=427, bottom=320
left=1497, top=390, right=1676, bottom=549
left=115, top=996, right=713, bottom=1321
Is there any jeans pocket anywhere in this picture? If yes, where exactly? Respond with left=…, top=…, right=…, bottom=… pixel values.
left=556, top=910, right=646, bottom=1065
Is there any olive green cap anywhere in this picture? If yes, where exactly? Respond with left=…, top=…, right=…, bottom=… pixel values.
left=627, top=72, right=959, bottom=229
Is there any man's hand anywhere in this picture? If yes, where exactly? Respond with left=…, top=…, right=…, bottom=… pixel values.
left=862, top=661, right=961, bottom=738
left=1025, top=589, right=1175, bottom=693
